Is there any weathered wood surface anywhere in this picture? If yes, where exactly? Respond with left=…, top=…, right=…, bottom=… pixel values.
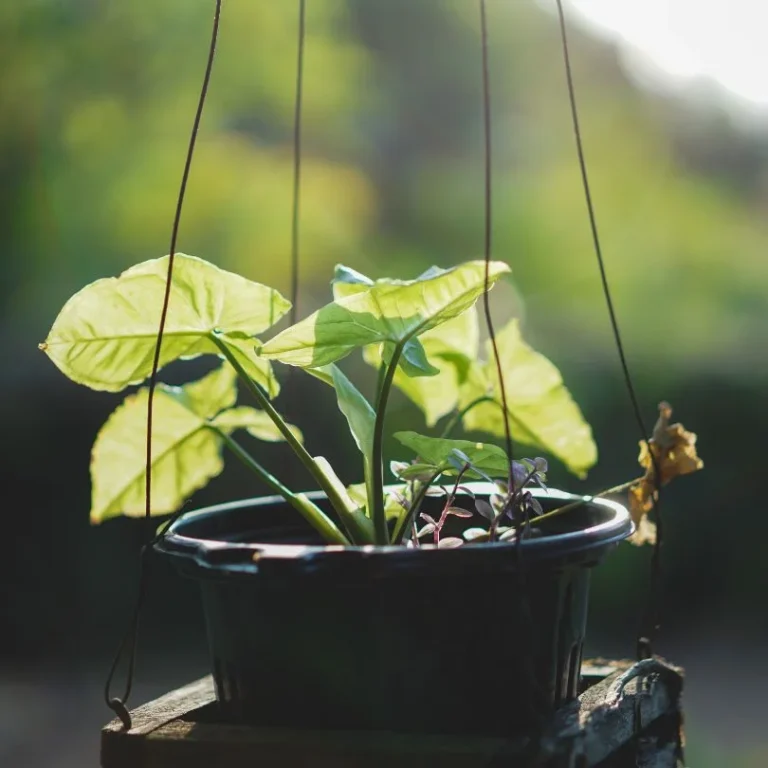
left=101, top=659, right=684, bottom=768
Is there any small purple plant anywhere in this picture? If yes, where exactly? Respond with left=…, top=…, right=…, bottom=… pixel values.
left=408, top=451, right=549, bottom=548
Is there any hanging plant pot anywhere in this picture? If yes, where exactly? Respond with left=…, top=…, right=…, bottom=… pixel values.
left=155, top=484, right=632, bottom=737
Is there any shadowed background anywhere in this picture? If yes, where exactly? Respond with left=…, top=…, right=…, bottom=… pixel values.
left=1, top=2, right=766, bottom=766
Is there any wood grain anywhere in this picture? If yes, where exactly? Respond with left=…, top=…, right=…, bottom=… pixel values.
left=101, top=660, right=684, bottom=768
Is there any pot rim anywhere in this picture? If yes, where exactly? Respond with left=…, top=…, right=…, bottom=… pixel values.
left=155, top=483, right=634, bottom=574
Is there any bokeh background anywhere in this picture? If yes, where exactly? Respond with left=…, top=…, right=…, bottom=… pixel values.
left=2, top=1, right=766, bottom=766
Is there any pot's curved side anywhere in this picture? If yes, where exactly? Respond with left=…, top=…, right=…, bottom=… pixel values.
left=157, top=484, right=632, bottom=577
left=154, top=487, right=633, bottom=737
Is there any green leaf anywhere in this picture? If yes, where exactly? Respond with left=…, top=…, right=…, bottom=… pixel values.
left=347, top=483, right=408, bottom=520
left=260, top=260, right=510, bottom=369
left=459, top=319, right=597, bottom=477
left=331, top=264, right=374, bottom=300
left=219, top=337, right=281, bottom=398
left=40, top=254, right=289, bottom=395
left=330, top=365, right=375, bottom=459
left=364, top=308, right=479, bottom=425
left=383, top=338, right=440, bottom=377
left=328, top=364, right=380, bottom=531
left=396, top=463, right=443, bottom=482
left=211, top=406, right=303, bottom=443
left=90, top=364, right=295, bottom=524
left=90, top=388, right=224, bottom=524
left=164, top=362, right=238, bottom=419
left=393, top=431, right=510, bottom=479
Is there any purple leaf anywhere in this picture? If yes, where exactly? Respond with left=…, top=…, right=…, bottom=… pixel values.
left=419, top=512, right=438, bottom=527
left=511, top=461, right=529, bottom=489
left=475, top=499, right=494, bottom=520
left=416, top=523, right=436, bottom=538
left=463, top=527, right=490, bottom=542
left=490, top=493, right=505, bottom=512
left=437, top=537, right=464, bottom=549
left=445, top=506, right=473, bottom=519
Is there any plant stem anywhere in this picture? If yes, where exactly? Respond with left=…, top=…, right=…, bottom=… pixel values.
left=438, top=395, right=499, bottom=439
left=375, top=359, right=387, bottom=403
left=370, top=343, right=404, bottom=544
left=523, top=478, right=639, bottom=529
left=392, top=471, right=441, bottom=544
left=214, top=428, right=349, bottom=545
left=489, top=466, right=538, bottom=541
left=211, top=333, right=360, bottom=540
left=434, top=465, right=469, bottom=545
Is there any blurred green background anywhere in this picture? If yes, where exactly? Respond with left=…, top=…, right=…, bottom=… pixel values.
left=2, top=2, right=767, bottom=766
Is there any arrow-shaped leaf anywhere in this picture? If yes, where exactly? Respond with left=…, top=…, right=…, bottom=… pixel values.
left=90, top=364, right=298, bottom=524
left=40, top=254, right=288, bottom=396
left=459, top=319, right=597, bottom=476
left=260, top=260, right=509, bottom=369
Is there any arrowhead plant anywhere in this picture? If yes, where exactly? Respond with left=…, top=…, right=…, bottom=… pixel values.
left=40, top=252, right=624, bottom=547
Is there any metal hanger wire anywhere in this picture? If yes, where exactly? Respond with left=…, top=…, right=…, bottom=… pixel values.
left=105, top=0, right=666, bottom=730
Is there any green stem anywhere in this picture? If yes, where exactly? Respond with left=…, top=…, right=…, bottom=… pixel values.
left=211, top=333, right=359, bottom=539
left=370, top=343, right=404, bottom=544
left=392, top=472, right=441, bottom=544
left=439, top=395, right=500, bottom=439
left=375, top=359, right=387, bottom=403
left=510, top=478, right=639, bottom=533
left=214, top=428, right=349, bottom=545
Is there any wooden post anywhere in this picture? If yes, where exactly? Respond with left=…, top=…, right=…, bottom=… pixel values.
left=102, top=659, right=684, bottom=767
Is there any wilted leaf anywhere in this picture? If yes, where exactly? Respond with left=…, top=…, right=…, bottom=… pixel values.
left=40, top=254, right=288, bottom=396
left=459, top=319, right=596, bottom=476
left=260, top=260, right=509, bottom=369
left=627, top=402, right=704, bottom=546
left=627, top=479, right=658, bottom=546
left=640, top=401, right=703, bottom=484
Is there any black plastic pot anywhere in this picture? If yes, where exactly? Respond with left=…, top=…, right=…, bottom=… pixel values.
left=155, top=484, right=632, bottom=737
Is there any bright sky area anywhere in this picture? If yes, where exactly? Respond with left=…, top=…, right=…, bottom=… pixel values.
left=565, top=0, right=768, bottom=112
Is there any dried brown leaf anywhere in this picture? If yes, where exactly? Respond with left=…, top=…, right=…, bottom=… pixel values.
left=627, top=402, right=703, bottom=546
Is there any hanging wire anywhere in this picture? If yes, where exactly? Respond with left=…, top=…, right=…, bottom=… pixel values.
left=290, top=0, right=307, bottom=323
left=479, top=0, right=514, bottom=477
left=553, top=0, right=662, bottom=659
left=103, top=0, right=223, bottom=729
left=480, top=2, right=551, bottom=733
